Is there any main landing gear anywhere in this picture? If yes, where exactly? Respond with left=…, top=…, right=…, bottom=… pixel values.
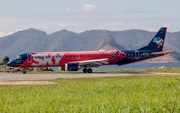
left=83, top=68, right=93, bottom=73
left=22, top=69, right=26, bottom=74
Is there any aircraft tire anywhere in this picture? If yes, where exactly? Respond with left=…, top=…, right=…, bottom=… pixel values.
left=88, top=69, right=92, bottom=73
left=83, top=68, right=88, bottom=73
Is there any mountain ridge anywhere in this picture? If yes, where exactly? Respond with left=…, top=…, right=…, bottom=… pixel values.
left=89, top=33, right=125, bottom=51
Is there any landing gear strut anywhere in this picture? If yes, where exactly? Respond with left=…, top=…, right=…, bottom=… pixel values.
left=83, top=68, right=92, bottom=73
left=22, top=69, right=26, bottom=74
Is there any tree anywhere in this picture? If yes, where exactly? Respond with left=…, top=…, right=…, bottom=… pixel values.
left=3, top=56, right=9, bottom=63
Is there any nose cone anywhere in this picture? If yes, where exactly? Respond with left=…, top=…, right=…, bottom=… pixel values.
left=6, top=60, right=22, bottom=67
left=6, top=62, right=11, bottom=66
left=6, top=60, right=15, bottom=67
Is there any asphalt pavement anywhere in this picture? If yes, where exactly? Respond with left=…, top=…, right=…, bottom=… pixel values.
left=0, top=72, right=179, bottom=81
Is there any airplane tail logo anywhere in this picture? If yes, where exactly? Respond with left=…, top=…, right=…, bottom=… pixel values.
left=153, top=37, right=164, bottom=48
left=139, top=27, right=167, bottom=52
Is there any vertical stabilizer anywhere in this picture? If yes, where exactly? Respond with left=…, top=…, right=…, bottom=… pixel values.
left=139, top=27, right=167, bottom=52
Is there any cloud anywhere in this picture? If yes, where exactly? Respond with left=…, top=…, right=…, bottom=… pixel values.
left=66, top=7, right=71, bottom=12
left=178, top=1, right=180, bottom=5
left=82, top=4, right=96, bottom=12
left=1, top=14, right=180, bottom=37
left=97, top=21, right=142, bottom=30
left=0, top=32, right=7, bottom=37
left=0, top=30, right=20, bottom=37
left=163, top=22, right=171, bottom=30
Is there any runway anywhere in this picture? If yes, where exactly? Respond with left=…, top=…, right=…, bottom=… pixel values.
left=0, top=72, right=180, bottom=82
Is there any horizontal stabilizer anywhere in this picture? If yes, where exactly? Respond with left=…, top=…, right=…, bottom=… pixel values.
left=151, top=50, right=174, bottom=55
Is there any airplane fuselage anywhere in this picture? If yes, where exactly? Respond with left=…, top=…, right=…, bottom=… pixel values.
left=7, top=27, right=171, bottom=73
left=7, top=50, right=160, bottom=69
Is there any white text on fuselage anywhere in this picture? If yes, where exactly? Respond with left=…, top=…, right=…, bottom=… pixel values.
left=31, top=54, right=64, bottom=66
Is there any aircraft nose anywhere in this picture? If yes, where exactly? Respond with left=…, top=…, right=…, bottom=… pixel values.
left=6, top=62, right=11, bottom=66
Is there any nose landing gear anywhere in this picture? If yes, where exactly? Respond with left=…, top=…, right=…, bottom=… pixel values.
left=22, top=69, right=26, bottom=74
left=83, top=68, right=92, bottom=73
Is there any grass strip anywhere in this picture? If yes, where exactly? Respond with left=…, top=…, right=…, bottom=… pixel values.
left=0, top=75, right=180, bottom=112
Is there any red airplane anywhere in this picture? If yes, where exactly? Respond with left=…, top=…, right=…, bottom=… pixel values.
left=7, top=27, right=173, bottom=73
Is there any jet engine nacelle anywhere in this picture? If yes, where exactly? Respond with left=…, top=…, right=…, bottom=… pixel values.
left=65, top=63, right=80, bottom=71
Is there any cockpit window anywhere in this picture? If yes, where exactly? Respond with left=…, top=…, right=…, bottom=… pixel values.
left=14, top=59, right=21, bottom=63
left=15, top=56, right=22, bottom=59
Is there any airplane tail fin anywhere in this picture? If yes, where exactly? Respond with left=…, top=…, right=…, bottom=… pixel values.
left=139, top=27, right=167, bottom=52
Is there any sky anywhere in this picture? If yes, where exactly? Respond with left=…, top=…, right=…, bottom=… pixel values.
left=0, top=0, right=180, bottom=37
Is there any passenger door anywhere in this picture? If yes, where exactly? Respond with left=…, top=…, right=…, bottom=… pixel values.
left=135, top=51, right=140, bottom=60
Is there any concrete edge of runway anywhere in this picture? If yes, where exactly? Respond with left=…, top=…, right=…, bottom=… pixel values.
left=0, top=72, right=180, bottom=83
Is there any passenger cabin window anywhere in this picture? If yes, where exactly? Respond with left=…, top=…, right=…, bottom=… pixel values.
left=143, top=53, right=149, bottom=56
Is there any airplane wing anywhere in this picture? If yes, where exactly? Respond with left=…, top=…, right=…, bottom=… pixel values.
left=71, top=58, right=109, bottom=67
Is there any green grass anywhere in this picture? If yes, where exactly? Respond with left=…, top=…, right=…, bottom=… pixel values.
left=1, top=75, right=180, bottom=112
left=93, top=68, right=180, bottom=73
left=0, top=64, right=8, bottom=67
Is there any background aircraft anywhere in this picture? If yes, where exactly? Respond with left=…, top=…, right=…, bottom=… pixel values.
left=7, top=27, right=173, bottom=73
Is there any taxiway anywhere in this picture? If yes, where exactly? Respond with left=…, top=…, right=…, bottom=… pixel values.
left=0, top=72, right=180, bottom=82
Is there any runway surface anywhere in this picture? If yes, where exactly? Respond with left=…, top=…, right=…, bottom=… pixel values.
left=0, top=72, right=180, bottom=82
